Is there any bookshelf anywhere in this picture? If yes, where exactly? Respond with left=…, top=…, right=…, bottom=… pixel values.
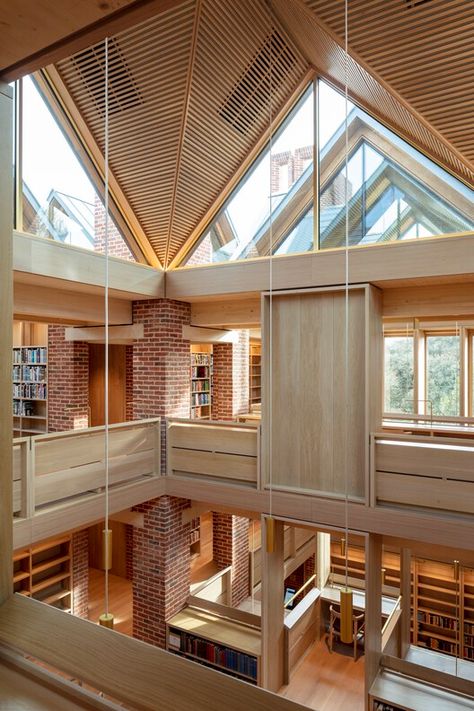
left=414, top=559, right=459, bottom=657
left=249, top=343, right=261, bottom=408
left=190, top=345, right=212, bottom=420
left=463, top=568, right=474, bottom=661
left=13, top=535, right=72, bottom=612
left=189, top=517, right=201, bottom=558
left=167, top=607, right=261, bottom=685
left=372, top=703, right=405, bottom=711
left=13, top=322, right=49, bottom=437
left=330, top=538, right=402, bottom=596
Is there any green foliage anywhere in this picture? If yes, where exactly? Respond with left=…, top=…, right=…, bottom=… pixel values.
left=384, top=337, right=414, bottom=413
left=426, top=336, right=459, bottom=417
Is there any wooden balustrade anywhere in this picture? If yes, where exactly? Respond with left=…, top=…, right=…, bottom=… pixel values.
left=12, top=419, right=160, bottom=544
left=371, top=433, right=474, bottom=515
left=167, top=419, right=260, bottom=486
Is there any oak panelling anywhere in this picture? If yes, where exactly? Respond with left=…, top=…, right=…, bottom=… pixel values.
left=0, top=83, right=13, bottom=604
left=262, top=286, right=382, bottom=499
left=191, top=298, right=261, bottom=329
left=383, top=282, right=474, bottom=319
left=284, top=588, right=320, bottom=683
left=0, top=596, right=309, bottom=711
left=167, top=419, right=259, bottom=485
left=166, top=233, right=474, bottom=301
left=374, top=434, right=474, bottom=515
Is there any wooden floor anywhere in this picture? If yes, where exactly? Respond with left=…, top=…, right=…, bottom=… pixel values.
left=88, top=567, right=133, bottom=636
left=280, top=638, right=365, bottom=711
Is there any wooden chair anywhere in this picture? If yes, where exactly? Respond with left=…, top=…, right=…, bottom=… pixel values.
left=328, top=604, right=365, bottom=661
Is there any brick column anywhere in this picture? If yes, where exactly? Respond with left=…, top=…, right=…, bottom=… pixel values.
left=48, top=325, right=89, bottom=431
left=72, top=529, right=89, bottom=618
left=132, top=496, right=191, bottom=648
left=125, top=524, right=133, bottom=581
left=212, top=330, right=249, bottom=420
left=212, top=512, right=250, bottom=607
left=125, top=345, right=133, bottom=422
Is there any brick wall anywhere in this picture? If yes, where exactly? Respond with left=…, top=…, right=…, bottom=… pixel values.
left=284, top=554, right=316, bottom=607
left=72, top=529, right=89, bottom=618
left=125, top=345, right=133, bottom=422
left=132, top=496, right=191, bottom=648
left=212, top=330, right=249, bottom=420
left=48, top=325, right=89, bottom=431
left=94, top=197, right=136, bottom=262
left=185, top=233, right=213, bottom=265
left=212, top=512, right=250, bottom=607
left=125, top=524, right=133, bottom=581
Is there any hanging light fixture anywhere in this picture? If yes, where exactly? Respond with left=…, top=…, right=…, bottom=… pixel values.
left=99, top=35, right=114, bottom=630
left=339, top=0, right=354, bottom=644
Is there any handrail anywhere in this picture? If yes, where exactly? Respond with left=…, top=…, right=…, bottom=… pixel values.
left=381, top=595, right=402, bottom=653
left=284, top=574, right=317, bottom=609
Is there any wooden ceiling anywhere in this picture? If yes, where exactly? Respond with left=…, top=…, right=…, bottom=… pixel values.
left=13, top=0, right=471, bottom=268
left=54, top=0, right=309, bottom=267
left=303, top=0, right=474, bottom=177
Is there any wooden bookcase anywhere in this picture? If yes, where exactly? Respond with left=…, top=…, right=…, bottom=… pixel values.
left=167, top=607, right=261, bottom=685
left=372, top=703, right=405, bottom=711
left=13, top=321, right=49, bottom=437
left=463, top=567, right=474, bottom=661
left=13, top=536, right=72, bottom=612
left=190, top=345, right=212, bottom=420
left=330, top=539, right=402, bottom=597
left=249, top=343, right=261, bottom=408
left=189, top=517, right=201, bottom=558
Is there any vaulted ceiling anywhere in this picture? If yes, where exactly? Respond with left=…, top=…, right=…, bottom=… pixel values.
left=27, top=0, right=474, bottom=267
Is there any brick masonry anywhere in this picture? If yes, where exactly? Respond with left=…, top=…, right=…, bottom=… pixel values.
left=212, top=330, right=249, bottom=420
left=132, top=496, right=191, bottom=648
left=284, top=555, right=316, bottom=607
left=125, top=524, right=133, bottom=581
left=72, top=529, right=89, bottom=618
left=212, top=512, right=250, bottom=607
left=131, top=299, right=191, bottom=468
left=48, top=325, right=89, bottom=432
left=93, top=196, right=136, bottom=262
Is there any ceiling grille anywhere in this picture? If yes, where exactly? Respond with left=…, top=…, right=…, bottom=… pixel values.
left=405, top=0, right=434, bottom=7
left=219, top=30, right=297, bottom=135
left=71, top=38, right=142, bottom=117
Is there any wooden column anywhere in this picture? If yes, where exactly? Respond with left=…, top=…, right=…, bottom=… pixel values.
left=316, top=532, right=331, bottom=589
left=0, top=82, right=13, bottom=605
left=400, top=547, right=412, bottom=659
left=261, top=516, right=285, bottom=692
left=365, top=533, right=382, bottom=708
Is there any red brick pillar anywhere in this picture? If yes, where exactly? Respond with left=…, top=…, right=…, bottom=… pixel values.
left=125, top=524, right=133, bottom=581
left=71, top=529, right=89, bottom=618
left=131, top=299, right=191, bottom=466
left=212, top=512, right=250, bottom=607
left=132, top=496, right=191, bottom=648
left=212, top=330, right=249, bottom=421
left=48, top=325, right=89, bottom=431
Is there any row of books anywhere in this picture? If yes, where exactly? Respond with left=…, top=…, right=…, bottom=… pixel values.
left=464, top=634, right=474, bottom=647
left=13, top=400, right=42, bottom=416
left=192, top=380, right=209, bottom=393
left=192, top=393, right=210, bottom=406
left=13, top=347, right=47, bottom=364
left=417, top=611, right=457, bottom=630
left=465, top=647, right=474, bottom=660
left=420, top=637, right=457, bottom=654
left=13, top=365, right=47, bottom=383
left=191, top=353, right=212, bottom=365
left=373, top=703, right=404, bottom=711
left=192, top=366, right=210, bottom=379
left=175, top=631, right=257, bottom=680
left=465, top=622, right=474, bottom=634
left=13, top=383, right=47, bottom=399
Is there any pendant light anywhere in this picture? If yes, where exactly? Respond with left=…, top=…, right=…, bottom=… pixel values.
left=339, top=0, right=354, bottom=644
left=99, top=35, right=114, bottom=630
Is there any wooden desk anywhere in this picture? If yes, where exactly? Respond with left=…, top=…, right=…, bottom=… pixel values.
left=321, top=586, right=397, bottom=618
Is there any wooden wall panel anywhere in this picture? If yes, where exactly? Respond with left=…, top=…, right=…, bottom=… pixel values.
left=262, top=286, right=381, bottom=499
left=0, top=84, right=13, bottom=604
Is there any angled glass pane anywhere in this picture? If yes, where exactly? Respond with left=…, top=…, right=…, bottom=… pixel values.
left=319, top=80, right=474, bottom=249
left=426, top=335, right=460, bottom=417
left=21, top=76, right=136, bottom=261
left=384, top=335, right=414, bottom=413
left=184, top=84, right=314, bottom=265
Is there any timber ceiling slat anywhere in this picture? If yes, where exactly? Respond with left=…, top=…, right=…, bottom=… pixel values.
left=304, top=0, right=474, bottom=170
left=55, top=0, right=308, bottom=265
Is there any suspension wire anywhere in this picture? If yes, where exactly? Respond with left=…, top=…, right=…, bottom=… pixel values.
left=268, top=22, right=274, bottom=523
left=344, top=0, right=350, bottom=589
left=104, top=36, right=110, bottom=617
